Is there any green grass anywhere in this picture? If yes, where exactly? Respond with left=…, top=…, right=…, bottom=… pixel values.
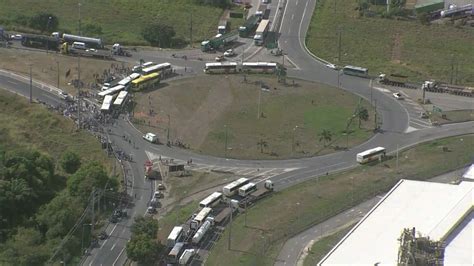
left=0, top=0, right=228, bottom=45
left=303, top=226, right=353, bottom=266
left=168, top=171, right=234, bottom=202
left=0, top=89, right=113, bottom=171
left=205, top=134, right=474, bottom=266
left=306, top=0, right=474, bottom=85
left=430, top=109, right=474, bottom=124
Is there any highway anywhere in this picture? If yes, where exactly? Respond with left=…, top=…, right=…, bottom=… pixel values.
left=0, top=0, right=472, bottom=264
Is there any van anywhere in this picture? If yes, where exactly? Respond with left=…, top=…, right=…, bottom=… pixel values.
left=72, top=41, right=86, bottom=50
left=143, top=132, right=158, bottom=143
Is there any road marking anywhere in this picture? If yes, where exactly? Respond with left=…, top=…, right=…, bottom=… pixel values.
left=374, top=87, right=390, bottom=93
left=291, top=14, right=294, bottom=20
left=411, top=120, right=431, bottom=128
left=287, top=254, right=291, bottom=258
left=296, top=0, right=299, bottom=5
left=111, top=243, right=116, bottom=250
left=288, top=28, right=291, bottom=34
left=113, top=247, right=125, bottom=266
left=6, top=80, right=19, bottom=85
left=101, top=224, right=118, bottom=247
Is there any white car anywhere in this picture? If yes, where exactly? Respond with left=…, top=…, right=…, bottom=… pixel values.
left=59, top=91, right=69, bottom=100
left=326, top=63, right=337, bottom=70
left=11, top=34, right=22, bottom=40
left=147, top=206, right=157, bottom=214
left=224, top=49, right=234, bottom=57
left=392, top=92, right=404, bottom=100
left=154, top=191, right=163, bottom=199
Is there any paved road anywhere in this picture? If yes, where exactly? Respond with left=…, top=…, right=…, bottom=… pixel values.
left=0, top=0, right=473, bottom=264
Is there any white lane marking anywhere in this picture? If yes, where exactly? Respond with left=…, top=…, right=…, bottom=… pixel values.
left=292, top=14, right=294, bottom=20
left=288, top=28, right=291, bottom=34
left=374, top=87, right=391, bottom=93
left=296, top=0, right=299, bottom=5
left=6, top=80, right=19, bottom=85
left=278, top=0, right=289, bottom=34
left=101, top=224, right=118, bottom=247
left=113, top=247, right=126, bottom=266
left=111, top=243, right=116, bottom=250
left=410, top=120, right=431, bottom=128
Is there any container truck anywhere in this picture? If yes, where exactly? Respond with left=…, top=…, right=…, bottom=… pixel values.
left=239, top=15, right=260, bottom=38
left=201, top=31, right=238, bottom=52
left=21, top=34, right=59, bottom=50
left=179, top=249, right=196, bottom=265
left=167, top=226, right=183, bottom=248
left=52, top=32, right=103, bottom=49
left=218, top=19, right=228, bottom=34
left=192, top=218, right=213, bottom=244
left=60, top=42, right=112, bottom=60
left=254, top=19, right=270, bottom=46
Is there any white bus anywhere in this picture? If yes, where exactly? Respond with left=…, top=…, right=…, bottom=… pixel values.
left=141, top=62, right=172, bottom=76
left=356, top=147, right=386, bottom=164
left=167, top=226, right=183, bottom=248
left=168, top=242, right=185, bottom=263
left=223, top=178, right=249, bottom=197
left=113, top=90, right=128, bottom=107
left=204, top=62, right=238, bottom=74
left=199, top=192, right=222, bottom=208
left=98, top=84, right=125, bottom=97
left=100, top=95, right=113, bottom=112
left=242, top=62, right=277, bottom=73
left=191, top=207, right=212, bottom=229
left=342, top=65, right=369, bottom=78
left=238, top=182, right=257, bottom=197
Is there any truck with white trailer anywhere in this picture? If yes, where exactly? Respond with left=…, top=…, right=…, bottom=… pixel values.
left=254, top=19, right=270, bottom=46
left=178, top=249, right=196, bottom=265
left=167, top=226, right=184, bottom=248
left=52, top=32, right=103, bottom=48
left=201, top=31, right=238, bottom=52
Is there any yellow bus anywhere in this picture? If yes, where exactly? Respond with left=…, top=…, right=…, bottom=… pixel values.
left=131, top=72, right=160, bottom=91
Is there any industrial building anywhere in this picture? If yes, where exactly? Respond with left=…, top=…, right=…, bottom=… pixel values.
left=319, top=178, right=473, bottom=265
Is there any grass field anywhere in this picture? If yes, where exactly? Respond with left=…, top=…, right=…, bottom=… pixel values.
left=0, top=0, right=241, bottom=46
left=306, top=0, right=474, bottom=85
left=430, top=109, right=474, bottom=124
left=133, top=75, right=374, bottom=159
left=157, top=201, right=196, bottom=245
left=0, top=47, right=128, bottom=95
left=303, top=226, right=353, bottom=266
left=0, top=89, right=113, bottom=170
left=205, top=134, right=474, bottom=266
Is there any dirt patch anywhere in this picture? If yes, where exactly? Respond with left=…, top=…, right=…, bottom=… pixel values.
left=0, top=47, right=131, bottom=95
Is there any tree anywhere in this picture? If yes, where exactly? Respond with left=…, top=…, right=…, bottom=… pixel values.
left=318, top=129, right=332, bottom=147
left=257, top=139, right=268, bottom=153
left=142, top=23, right=176, bottom=48
left=29, top=13, right=59, bottom=33
left=82, top=23, right=103, bottom=36
left=67, top=162, right=111, bottom=202
left=126, top=234, right=163, bottom=264
left=60, top=150, right=81, bottom=174
left=356, top=107, right=369, bottom=128
left=131, top=216, right=159, bottom=237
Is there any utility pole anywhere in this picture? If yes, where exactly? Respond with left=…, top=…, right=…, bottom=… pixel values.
left=374, top=99, right=378, bottom=131
left=257, top=87, right=262, bottom=119
left=370, top=79, right=373, bottom=105
left=78, top=2, right=82, bottom=35
left=396, top=144, right=399, bottom=170
left=244, top=200, right=247, bottom=227
left=224, top=125, right=228, bottom=158
left=337, top=28, right=342, bottom=63
left=450, top=55, right=455, bottom=84
left=189, top=10, right=193, bottom=47
left=77, top=55, right=81, bottom=129
left=387, top=0, right=390, bottom=13
left=91, top=188, right=95, bottom=233
left=227, top=200, right=233, bottom=250
left=29, top=65, right=32, bottom=103
left=57, top=61, right=60, bottom=89
left=167, top=114, right=171, bottom=144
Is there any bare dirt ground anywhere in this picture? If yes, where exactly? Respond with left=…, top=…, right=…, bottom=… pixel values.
left=0, top=47, right=131, bottom=95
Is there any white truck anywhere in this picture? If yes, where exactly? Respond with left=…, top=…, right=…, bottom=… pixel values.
left=178, top=249, right=196, bottom=265
left=167, top=226, right=183, bottom=248
left=254, top=19, right=270, bottom=46
left=143, top=133, right=158, bottom=143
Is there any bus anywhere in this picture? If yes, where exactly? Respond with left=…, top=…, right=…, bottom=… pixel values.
left=98, top=84, right=125, bottom=97
left=342, top=65, right=369, bottom=78
left=191, top=207, right=212, bottom=230
left=254, top=19, right=270, bottom=45
left=168, top=242, right=185, bottom=263
left=100, top=95, right=114, bottom=112
left=199, top=192, right=222, bottom=208
left=167, top=226, right=183, bottom=248
left=204, top=62, right=238, bottom=74
left=131, top=72, right=160, bottom=91
left=242, top=62, right=277, bottom=74
left=113, top=91, right=128, bottom=107
left=141, top=62, right=172, bottom=76
left=238, top=182, right=257, bottom=197
left=223, top=178, right=249, bottom=197
left=356, top=147, right=386, bottom=164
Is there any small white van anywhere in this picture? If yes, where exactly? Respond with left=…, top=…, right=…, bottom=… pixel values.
left=72, top=41, right=86, bottom=50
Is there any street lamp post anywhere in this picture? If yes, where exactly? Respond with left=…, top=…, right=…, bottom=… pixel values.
left=81, top=223, right=92, bottom=254
left=292, top=125, right=298, bottom=155
left=46, top=16, right=52, bottom=53
left=224, top=125, right=228, bottom=158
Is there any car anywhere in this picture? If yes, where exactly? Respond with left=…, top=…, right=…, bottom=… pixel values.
left=11, top=34, right=22, bottom=40
left=59, top=91, right=70, bottom=100
left=157, top=183, right=165, bottom=190
left=325, top=63, right=337, bottom=70
left=392, top=92, right=404, bottom=100
left=147, top=206, right=157, bottom=214
left=215, top=55, right=225, bottom=62
left=420, top=112, right=429, bottom=119
left=98, top=231, right=108, bottom=240
left=154, top=191, right=163, bottom=199
left=224, top=49, right=235, bottom=57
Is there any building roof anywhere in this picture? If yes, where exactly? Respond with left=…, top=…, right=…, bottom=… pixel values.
left=462, top=164, right=474, bottom=180
left=319, top=179, right=474, bottom=265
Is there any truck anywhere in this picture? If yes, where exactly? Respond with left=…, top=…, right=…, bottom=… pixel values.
left=192, top=217, right=214, bottom=244
left=218, top=19, right=228, bottom=34
left=422, top=80, right=474, bottom=98
left=52, top=32, right=103, bottom=49
left=378, top=73, right=417, bottom=89
left=256, top=4, right=268, bottom=19
left=179, top=249, right=196, bottom=265
left=21, top=34, right=59, bottom=50
left=239, top=15, right=260, bottom=38
left=60, top=42, right=113, bottom=60
left=254, top=19, right=270, bottom=46
left=144, top=160, right=159, bottom=179
left=143, top=132, right=158, bottom=143
left=239, top=180, right=273, bottom=208
left=201, top=31, right=238, bottom=52
left=167, top=226, right=183, bottom=248
left=112, top=43, right=132, bottom=57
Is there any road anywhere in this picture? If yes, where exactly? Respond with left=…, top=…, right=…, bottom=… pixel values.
left=0, top=0, right=472, bottom=264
